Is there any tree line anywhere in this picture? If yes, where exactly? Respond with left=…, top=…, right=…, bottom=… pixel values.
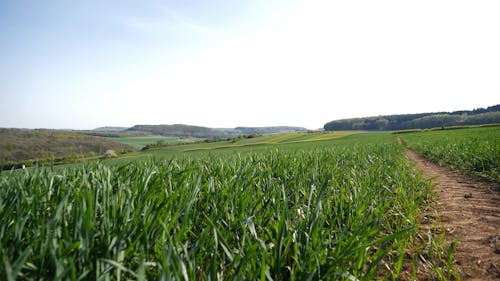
left=324, top=104, right=500, bottom=131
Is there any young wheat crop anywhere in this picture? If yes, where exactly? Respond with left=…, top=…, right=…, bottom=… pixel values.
left=0, top=136, right=434, bottom=280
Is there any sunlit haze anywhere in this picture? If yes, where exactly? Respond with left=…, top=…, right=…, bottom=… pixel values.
left=1, top=1, right=499, bottom=129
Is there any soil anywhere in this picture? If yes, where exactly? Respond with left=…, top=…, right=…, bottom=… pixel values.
left=404, top=148, right=500, bottom=280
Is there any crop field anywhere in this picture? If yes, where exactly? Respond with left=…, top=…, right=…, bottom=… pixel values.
left=105, top=136, right=199, bottom=149
left=6, top=127, right=499, bottom=280
left=106, top=132, right=360, bottom=154
left=168, top=132, right=359, bottom=152
left=399, top=126, right=500, bottom=182
left=0, top=132, right=449, bottom=280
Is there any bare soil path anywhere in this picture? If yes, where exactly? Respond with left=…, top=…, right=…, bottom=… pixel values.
left=404, top=148, right=500, bottom=280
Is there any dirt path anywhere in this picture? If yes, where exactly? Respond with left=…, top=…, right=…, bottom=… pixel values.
left=404, top=148, right=500, bottom=280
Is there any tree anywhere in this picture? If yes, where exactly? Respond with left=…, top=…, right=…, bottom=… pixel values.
left=375, top=119, right=389, bottom=130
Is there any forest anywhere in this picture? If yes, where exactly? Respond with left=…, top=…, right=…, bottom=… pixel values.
left=324, top=104, right=500, bottom=131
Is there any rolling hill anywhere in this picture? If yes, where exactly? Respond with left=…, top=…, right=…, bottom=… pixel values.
left=126, top=124, right=309, bottom=138
left=0, top=129, right=134, bottom=169
left=127, top=124, right=229, bottom=139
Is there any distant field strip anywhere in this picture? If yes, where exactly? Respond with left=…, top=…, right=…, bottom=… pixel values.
left=266, top=132, right=308, bottom=144
left=181, top=132, right=360, bottom=152
left=182, top=142, right=269, bottom=152
left=106, top=136, right=190, bottom=149
left=290, top=132, right=360, bottom=143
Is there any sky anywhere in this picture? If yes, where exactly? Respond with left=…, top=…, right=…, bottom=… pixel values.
left=0, top=0, right=499, bottom=130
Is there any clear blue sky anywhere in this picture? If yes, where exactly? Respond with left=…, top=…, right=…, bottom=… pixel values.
left=1, top=0, right=499, bottom=129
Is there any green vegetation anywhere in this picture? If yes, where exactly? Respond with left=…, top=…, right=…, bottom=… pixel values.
left=399, top=127, right=500, bottom=182
left=93, top=127, right=129, bottom=132
left=126, top=125, right=309, bottom=139
left=6, top=126, right=497, bottom=280
left=128, top=124, right=229, bottom=139
left=324, top=104, right=500, bottom=131
left=133, top=132, right=360, bottom=159
left=105, top=136, right=199, bottom=149
left=1, top=132, right=451, bottom=280
left=0, top=129, right=134, bottom=169
left=81, top=130, right=148, bottom=138
left=230, top=126, right=308, bottom=134
left=391, top=123, right=500, bottom=134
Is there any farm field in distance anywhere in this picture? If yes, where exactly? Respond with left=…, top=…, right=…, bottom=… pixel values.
left=117, top=131, right=360, bottom=150
left=1, top=127, right=498, bottom=280
left=104, top=135, right=200, bottom=149
left=104, top=131, right=363, bottom=164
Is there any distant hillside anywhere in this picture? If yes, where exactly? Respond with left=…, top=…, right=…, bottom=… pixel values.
left=232, top=126, right=308, bottom=135
left=127, top=124, right=309, bottom=138
left=324, top=104, right=500, bottom=131
left=0, top=129, right=135, bottom=168
left=128, top=124, right=228, bottom=139
left=93, top=126, right=128, bottom=131
left=82, top=130, right=148, bottom=138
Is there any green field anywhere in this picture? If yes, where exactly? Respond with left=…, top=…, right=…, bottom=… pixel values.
left=141, top=132, right=358, bottom=152
left=105, top=131, right=361, bottom=152
left=3, top=128, right=496, bottom=280
left=399, top=127, right=500, bottom=182
left=105, top=136, right=200, bottom=149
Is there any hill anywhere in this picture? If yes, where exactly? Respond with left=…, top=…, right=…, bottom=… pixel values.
left=127, top=124, right=228, bottom=139
left=232, top=126, right=308, bottom=134
left=127, top=124, right=309, bottom=138
left=324, top=104, right=500, bottom=131
left=0, top=129, right=135, bottom=169
left=93, top=126, right=128, bottom=131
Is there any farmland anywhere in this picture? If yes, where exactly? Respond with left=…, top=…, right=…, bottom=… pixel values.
left=1, top=128, right=497, bottom=280
left=104, top=135, right=199, bottom=149
left=399, top=126, right=500, bottom=182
